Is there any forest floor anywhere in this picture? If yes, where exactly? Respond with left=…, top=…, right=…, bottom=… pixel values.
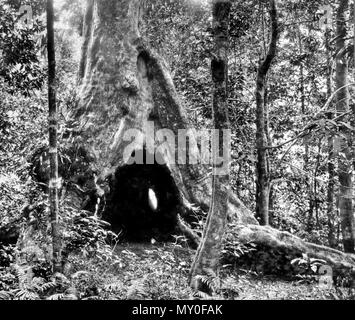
left=75, top=242, right=351, bottom=300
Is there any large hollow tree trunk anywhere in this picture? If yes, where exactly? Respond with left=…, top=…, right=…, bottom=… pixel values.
left=255, top=0, right=278, bottom=226
left=71, top=0, right=257, bottom=241
left=335, top=0, right=354, bottom=253
left=189, top=0, right=232, bottom=295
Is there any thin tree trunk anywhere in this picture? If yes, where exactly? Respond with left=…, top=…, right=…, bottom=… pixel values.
left=335, top=0, right=354, bottom=253
left=46, top=0, right=61, bottom=272
left=255, top=0, right=278, bottom=226
left=325, top=28, right=337, bottom=248
left=353, top=0, right=355, bottom=177
left=189, top=0, right=232, bottom=295
left=302, top=98, right=314, bottom=231
left=297, top=22, right=313, bottom=232
left=268, top=181, right=275, bottom=225
left=314, top=139, right=321, bottom=228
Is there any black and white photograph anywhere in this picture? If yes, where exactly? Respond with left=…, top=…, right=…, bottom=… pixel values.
left=0, top=0, right=355, bottom=309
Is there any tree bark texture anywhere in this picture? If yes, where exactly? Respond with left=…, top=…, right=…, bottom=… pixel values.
left=228, top=224, right=355, bottom=277
left=325, top=29, right=337, bottom=248
left=255, top=0, right=278, bottom=226
left=189, top=0, right=232, bottom=294
left=71, top=0, right=256, bottom=227
left=46, top=0, right=61, bottom=273
left=335, top=0, right=354, bottom=253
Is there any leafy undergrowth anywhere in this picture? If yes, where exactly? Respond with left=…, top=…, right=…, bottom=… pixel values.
left=232, top=274, right=339, bottom=300
left=1, top=241, right=354, bottom=300
left=68, top=242, right=194, bottom=300
left=61, top=242, right=354, bottom=300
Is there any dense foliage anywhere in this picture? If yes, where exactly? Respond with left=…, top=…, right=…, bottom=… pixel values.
left=0, top=0, right=354, bottom=300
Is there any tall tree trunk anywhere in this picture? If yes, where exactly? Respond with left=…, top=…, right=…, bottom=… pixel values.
left=297, top=23, right=314, bottom=231
left=297, top=22, right=313, bottom=232
left=189, top=0, right=231, bottom=295
left=325, top=28, right=337, bottom=248
left=46, top=0, right=61, bottom=272
left=66, top=0, right=256, bottom=245
left=255, top=0, right=278, bottom=226
left=353, top=0, right=355, bottom=181
left=335, top=0, right=354, bottom=253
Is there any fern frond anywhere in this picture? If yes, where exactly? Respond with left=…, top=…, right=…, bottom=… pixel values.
left=0, top=291, right=13, bottom=300
left=47, top=293, right=65, bottom=300
left=126, top=278, right=148, bottom=299
left=38, top=281, right=56, bottom=293
left=13, top=265, right=29, bottom=288
left=13, top=289, right=39, bottom=300
left=195, top=273, right=220, bottom=292
left=192, top=290, right=212, bottom=300
left=104, top=281, right=123, bottom=292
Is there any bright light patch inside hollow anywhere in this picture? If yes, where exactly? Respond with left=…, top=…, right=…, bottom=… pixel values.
left=148, top=188, right=158, bottom=211
left=104, top=153, right=181, bottom=242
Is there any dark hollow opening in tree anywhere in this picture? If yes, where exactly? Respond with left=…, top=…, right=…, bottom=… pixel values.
left=104, top=151, right=181, bottom=242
